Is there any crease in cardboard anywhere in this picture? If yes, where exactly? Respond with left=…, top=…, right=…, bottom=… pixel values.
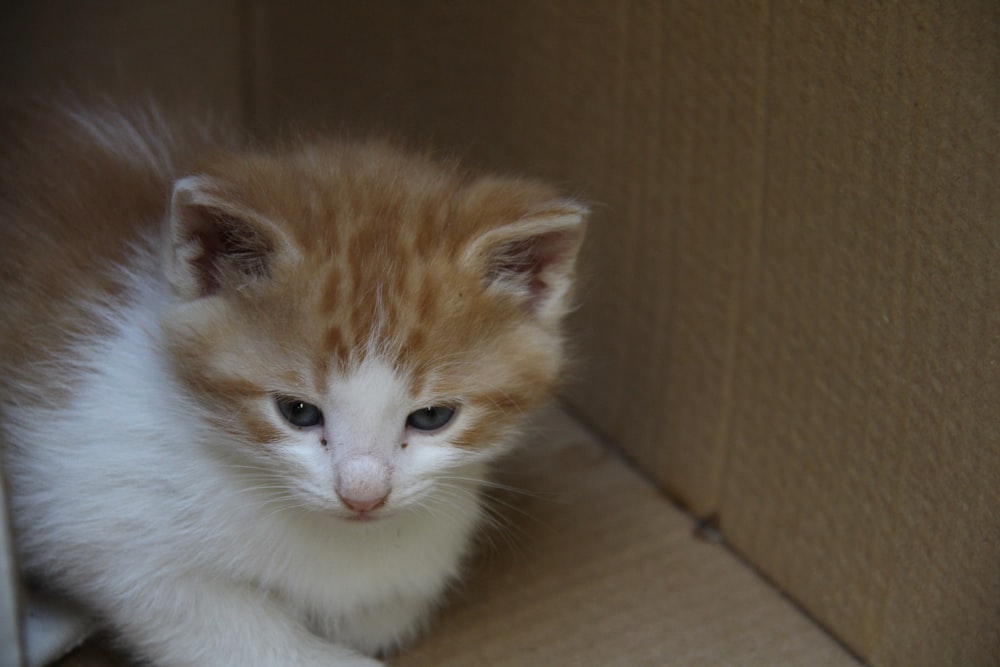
left=713, top=0, right=773, bottom=523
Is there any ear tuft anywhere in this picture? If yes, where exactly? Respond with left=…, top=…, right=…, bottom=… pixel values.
left=465, top=200, right=587, bottom=321
left=168, top=176, right=284, bottom=299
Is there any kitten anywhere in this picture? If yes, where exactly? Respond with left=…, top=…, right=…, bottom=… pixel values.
left=0, top=101, right=586, bottom=666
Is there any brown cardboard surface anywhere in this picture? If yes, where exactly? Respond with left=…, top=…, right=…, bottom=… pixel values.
left=54, top=408, right=859, bottom=667
left=245, top=1, right=529, bottom=155
left=0, top=0, right=245, bottom=120
left=720, top=4, right=1000, bottom=665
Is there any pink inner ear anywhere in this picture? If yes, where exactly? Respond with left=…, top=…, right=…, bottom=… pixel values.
left=488, top=227, right=579, bottom=305
left=178, top=203, right=274, bottom=297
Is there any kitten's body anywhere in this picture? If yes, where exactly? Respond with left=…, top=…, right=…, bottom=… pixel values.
left=0, top=102, right=584, bottom=666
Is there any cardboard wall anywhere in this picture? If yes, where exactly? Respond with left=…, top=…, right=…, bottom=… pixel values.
left=2, top=2, right=997, bottom=665
left=720, top=4, right=1000, bottom=664
left=0, top=0, right=247, bottom=122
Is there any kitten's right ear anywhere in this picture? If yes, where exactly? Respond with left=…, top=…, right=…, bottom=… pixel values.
left=167, top=176, right=290, bottom=299
left=463, top=199, right=587, bottom=324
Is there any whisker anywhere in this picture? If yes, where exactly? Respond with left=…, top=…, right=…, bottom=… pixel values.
left=429, top=481, right=549, bottom=537
left=436, top=475, right=553, bottom=500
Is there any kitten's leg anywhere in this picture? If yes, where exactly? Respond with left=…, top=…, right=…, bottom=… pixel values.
left=110, top=576, right=382, bottom=667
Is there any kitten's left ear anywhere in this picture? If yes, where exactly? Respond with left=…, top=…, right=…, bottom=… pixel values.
left=463, top=200, right=588, bottom=322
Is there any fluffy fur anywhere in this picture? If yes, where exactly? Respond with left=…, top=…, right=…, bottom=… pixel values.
left=0, top=101, right=586, bottom=666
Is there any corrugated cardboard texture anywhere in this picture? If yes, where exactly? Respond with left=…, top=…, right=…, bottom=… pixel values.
left=0, top=0, right=246, bottom=121
left=719, top=4, right=1000, bottom=665
left=53, top=409, right=859, bottom=667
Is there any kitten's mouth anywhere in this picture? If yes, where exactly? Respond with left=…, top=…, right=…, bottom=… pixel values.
left=342, top=512, right=391, bottom=523
left=339, top=508, right=394, bottom=523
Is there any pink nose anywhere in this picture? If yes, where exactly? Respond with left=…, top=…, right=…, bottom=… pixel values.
left=335, top=454, right=391, bottom=514
left=337, top=492, right=388, bottom=513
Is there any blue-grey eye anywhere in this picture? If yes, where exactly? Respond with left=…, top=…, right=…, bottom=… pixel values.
left=406, top=406, right=456, bottom=432
left=276, top=396, right=323, bottom=428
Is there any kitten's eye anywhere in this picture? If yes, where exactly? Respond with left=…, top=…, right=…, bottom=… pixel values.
left=406, top=406, right=456, bottom=432
left=276, top=396, right=324, bottom=428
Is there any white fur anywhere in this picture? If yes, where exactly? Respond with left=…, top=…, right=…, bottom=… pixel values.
left=3, top=247, right=494, bottom=666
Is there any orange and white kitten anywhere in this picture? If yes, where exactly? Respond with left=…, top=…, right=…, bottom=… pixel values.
left=0, top=102, right=585, bottom=667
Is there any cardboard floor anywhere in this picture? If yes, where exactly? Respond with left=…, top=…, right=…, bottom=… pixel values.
left=55, top=408, right=860, bottom=667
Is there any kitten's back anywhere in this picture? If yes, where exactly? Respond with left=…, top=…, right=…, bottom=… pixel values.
left=0, top=102, right=204, bottom=378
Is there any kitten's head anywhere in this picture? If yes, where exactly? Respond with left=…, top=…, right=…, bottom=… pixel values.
left=161, top=141, right=586, bottom=520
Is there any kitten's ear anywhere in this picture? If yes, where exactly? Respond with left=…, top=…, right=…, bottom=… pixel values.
left=464, top=200, right=588, bottom=322
left=167, top=176, right=291, bottom=299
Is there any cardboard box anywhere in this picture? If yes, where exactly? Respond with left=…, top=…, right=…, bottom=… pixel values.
left=3, top=2, right=997, bottom=665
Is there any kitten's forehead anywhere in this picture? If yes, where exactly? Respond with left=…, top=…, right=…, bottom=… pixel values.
left=308, top=232, right=476, bottom=383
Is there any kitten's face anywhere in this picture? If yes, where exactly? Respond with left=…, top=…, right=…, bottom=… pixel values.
left=161, top=142, right=585, bottom=520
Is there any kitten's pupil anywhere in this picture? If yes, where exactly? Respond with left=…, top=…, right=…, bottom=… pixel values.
left=276, top=397, right=323, bottom=428
left=406, top=406, right=456, bottom=432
